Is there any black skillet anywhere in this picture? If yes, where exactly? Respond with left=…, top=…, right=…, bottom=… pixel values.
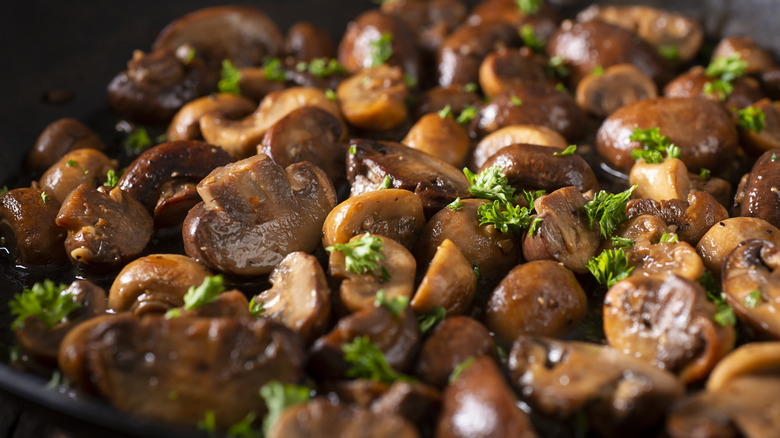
left=0, top=0, right=777, bottom=437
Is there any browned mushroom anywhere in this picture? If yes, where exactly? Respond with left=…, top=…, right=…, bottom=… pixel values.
left=739, top=99, right=780, bottom=155
left=738, top=149, right=780, bottom=229
left=697, top=217, right=780, bottom=276
left=118, top=141, right=234, bottom=228
left=108, top=254, right=212, bottom=316
left=380, top=0, right=467, bottom=54
left=233, top=65, right=288, bottom=102
left=337, top=65, right=409, bottom=131
left=437, top=20, right=519, bottom=87
left=575, top=64, right=658, bottom=118
left=183, top=153, right=336, bottom=276
left=470, top=125, right=568, bottom=170
left=413, top=85, right=481, bottom=120
left=322, top=189, right=426, bottom=250
left=370, top=379, right=441, bottom=428
left=167, top=94, right=256, bottom=141
left=438, top=356, right=537, bottom=438
left=401, top=112, right=470, bottom=168
left=25, top=118, right=103, bottom=174
left=38, top=149, right=118, bottom=203
left=284, top=22, right=336, bottom=62
left=711, top=36, right=775, bottom=75
left=347, top=139, right=469, bottom=218
left=252, top=251, right=330, bottom=343
left=173, top=289, right=252, bottom=319
left=467, top=0, right=559, bottom=41
left=0, top=188, right=67, bottom=266
left=59, top=313, right=304, bottom=428
left=707, top=341, right=780, bottom=392
left=629, top=158, right=691, bottom=201
left=485, top=261, right=587, bottom=345
left=412, top=239, right=476, bottom=316
left=596, top=97, right=739, bottom=174
left=478, top=47, right=550, bottom=97
left=663, top=65, right=764, bottom=110
left=508, top=336, right=685, bottom=437
left=761, top=67, right=780, bottom=100
left=604, top=274, right=735, bottom=383
left=259, top=106, right=347, bottom=185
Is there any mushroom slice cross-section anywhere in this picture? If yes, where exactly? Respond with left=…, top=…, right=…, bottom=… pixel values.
left=183, top=153, right=336, bottom=276
left=412, top=238, right=476, bottom=316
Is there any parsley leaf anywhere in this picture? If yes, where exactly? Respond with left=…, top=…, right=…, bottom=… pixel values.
left=592, top=65, right=605, bottom=76
left=554, top=145, right=577, bottom=156
left=259, top=381, right=311, bottom=436
left=515, top=0, right=541, bottom=15
left=449, top=356, right=475, bottom=383
left=66, top=159, right=77, bottom=167
left=700, top=168, right=711, bottom=180
left=248, top=296, right=264, bottom=318
left=349, top=145, right=357, bottom=155
left=773, top=153, right=778, bottom=162
left=378, top=175, right=393, bottom=190
left=369, top=33, right=394, bottom=67
left=262, top=58, right=286, bottom=82
left=197, top=410, right=217, bottom=437
left=218, top=59, right=242, bottom=95
left=326, top=233, right=390, bottom=282
left=630, top=127, right=680, bottom=163
left=41, top=192, right=50, bottom=203
left=462, top=82, right=478, bottom=93
left=582, top=185, right=636, bottom=238
left=464, top=166, right=517, bottom=204
left=519, top=24, right=544, bottom=53
left=658, top=44, right=680, bottom=61
left=123, top=127, right=152, bottom=154
left=528, top=217, right=543, bottom=236
left=166, top=275, right=225, bottom=318
left=438, top=104, right=453, bottom=119
left=611, top=236, right=634, bottom=248
left=227, top=412, right=261, bottom=438
left=704, top=53, right=747, bottom=100
left=305, top=58, right=346, bottom=78
left=510, top=95, right=523, bottom=106
left=342, top=336, right=414, bottom=384
left=403, top=73, right=417, bottom=88
left=0, top=186, right=8, bottom=196
left=9, top=280, right=80, bottom=330
left=105, top=169, right=118, bottom=187
left=456, top=105, right=478, bottom=125
left=700, top=272, right=736, bottom=327
left=417, top=306, right=446, bottom=335
left=374, top=289, right=409, bottom=317
left=660, top=232, right=678, bottom=243
left=587, top=248, right=633, bottom=288
left=735, top=106, right=766, bottom=133
left=448, top=197, right=464, bottom=210
left=522, top=189, right=546, bottom=207
left=744, top=290, right=761, bottom=308
left=325, top=88, right=337, bottom=101
left=477, top=200, right=535, bottom=234
left=546, top=55, right=569, bottom=78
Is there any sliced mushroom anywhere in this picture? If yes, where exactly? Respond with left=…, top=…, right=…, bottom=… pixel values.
left=401, top=113, right=470, bottom=168
left=577, top=4, right=704, bottom=63
left=522, top=187, right=601, bottom=273
left=59, top=314, right=304, bottom=428
left=269, top=398, right=420, bottom=438
left=508, top=336, right=685, bottom=437
left=470, top=124, right=568, bottom=170
left=25, top=118, right=103, bottom=174
left=576, top=64, right=658, bottom=118
left=596, top=97, right=739, bottom=174
left=697, top=217, right=780, bottom=276
left=322, top=188, right=426, bottom=250
left=480, top=144, right=599, bottom=194
left=234, top=65, right=287, bottom=102
left=347, top=139, right=469, bottom=218
left=284, top=22, right=335, bottom=62
left=711, top=36, right=775, bottom=75
left=604, top=274, right=735, bottom=383
left=613, top=214, right=672, bottom=250
left=707, top=342, right=780, bottom=391
left=329, top=233, right=416, bottom=313
left=199, top=86, right=341, bottom=158
left=738, top=149, right=780, bottom=229
left=472, top=84, right=587, bottom=141
left=485, top=261, right=587, bottom=346
left=380, top=0, right=467, bottom=54
left=413, top=316, right=496, bottom=389
left=437, top=20, right=519, bottom=87
left=663, top=66, right=764, bottom=110
left=259, top=106, right=347, bottom=185
left=629, top=238, right=705, bottom=281
left=0, top=188, right=67, bottom=266
left=721, top=239, right=780, bottom=338
left=14, top=280, right=106, bottom=365
left=413, top=85, right=481, bottom=120
left=739, top=99, right=780, bottom=155
left=183, top=153, right=336, bottom=276
left=118, top=141, right=234, bottom=228
left=478, top=47, right=550, bottom=97
left=38, top=149, right=118, bottom=203
left=438, top=356, right=537, bottom=438
left=412, top=239, right=476, bottom=316
left=337, top=65, right=408, bottom=131
left=167, top=93, right=256, bottom=141
left=253, top=251, right=330, bottom=343
left=108, top=254, right=212, bottom=316
left=629, top=158, right=691, bottom=201
left=413, top=198, right=519, bottom=281
left=56, top=184, right=153, bottom=271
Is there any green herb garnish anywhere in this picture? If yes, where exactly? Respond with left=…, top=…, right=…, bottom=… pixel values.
left=438, top=104, right=453, bottom=119
left=522, top=189, right=546, bottom=207
left=378, top=175, right=393, bottom=190
left=611, top=236, right=634, bottom=248
left=349, top=145, right=357, bottom=155
left=325, top=88, right=337, bottom=101
left=197, top=410, right=217, bottom=437
left=462, top=82, right=478, bottom=93
left=735, top=106, right=766, bottom=133
left=306, top=58, right=346, bottom=78
left=403, top=73, right=417, bottom=88
left=249, top=296, right=264, bottom=318
left=417, top=306, right=446, bottom=335
left=260, top=381, right=311, bottom=436
left=40, top=192, right=50, bottom=203
left=704, top=53, right=747, bottom=100
left=369, top=33, right=394, bottom=67
left=554, top=145, right=577, bottom=156
left=66, top=159, right=77, bottom=167
left=449, top=356, right=476, bottom=383
left=592, top=65, right=605, bottom=76
left=477, top=200, right=535, bottom=234
left=700, top=272, right=736, bottom=327
left=218, top=59, right=242, bottom=95
left=0, top=186, right=8, bottom=196
left=326, top=233, right=390, bottom=282
left=165, top=276, right=225, bottom=318
left=515, top=0, right=541, bottom=15
left=456, top=105, right=478, bottom=125
left=520, top=24, right=544, bottom=53
left=582, top=185, right=636, bottom=238
left=630, top=127, right=680, bottom=163
left=510, top=95, right=523, bottom=106
left=744, top=290, right=762, bottom=308
left=227, top=412, right=261, bottom=438
left=374, top=289, right=409, bottom=317
left=105, top=169, right=118, bottom=187
left=342, top=336, right=414, bottom=384
left=448, top=197, right=464, bottom=210
left=700, top=168, right=711, bottom=180
left=587, top=248, right=633, bottom=288
left=658, top=45, right=680, bottom=61
left=263, top=58, right=286, bottom=82
left=660, top=232, right=678, bottom=243
left=464, top=166, right=517, bottom=204
left=546, top=55, right=569, bottom=78
left=124, top=127, right=153, bottom=153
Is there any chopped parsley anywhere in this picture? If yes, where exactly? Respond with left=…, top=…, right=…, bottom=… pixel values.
left=263, top=58, right=286, bottom=82
left=298, top=57, right=346, bottom=78
left=515, top=0, right=541, bottom=15
left=522, top=189, right=546, bottom=207
left=378, top=175, right=393, bottom=190
left=611, top=236, right=634, bottom=248
left=744, top=290, right=762, bottom=308
left=248, top=296, right=264, bottom=318
left=477, top=200, right=535, bottom=234
left=403, top=73, right=417, bottom=88
left=438, top=104, right=453, bottom=119
left=473, top=262, right=481, bottom=280
left=417, top=306, right=446, bottom=335
left=218, top=59, right=242, bottom=95
left=0, top=186, right=8, bottom=196
left=449, top=356, right=476, bottom=383
left=227, top=412, right=261, bottom=438
left=700, top=168, right=711, bottom=180
left=326, top=233, right=390, bottom=282
left=183, top=47, right=196, bottom=64
left=464, top=166, right=517, bottom=204
left=772, top=153, right=778, bottom=162
left=462, top=82, right=478, bottom=93
left=166, top=276, right=225, bottom=318
left=349, top=145, right=357, bottom=155
left=630, top=127, right=680, bottom=163
left=582, top=185, right=636, bottom=238
left=592, top=65, right=605, bottom=76
left=40, top=192, right=50, bottom=203
left=260, top=381, right=311, bottom=436
left=374, top=289, right=409, bottom=317
left=197, top=410, right=217, bottom=437
left=66, top=159, right=77, bottom=167
left=735, top=106, right=766, bottom=133
left=700, top=272, right=736, bottom=327
left=369, top=33, right=394, bottom=67
left=553, top=145, right=577, bottom=156
left=704, top=53, right=747, bottom=100
left=105, top=169, right=118, bottom=187
left=124, top=127, right=153, bottom=154
left=519, top=24, right=544, bottom=53
left=342, top=336, right=414, bottom=384
left=325, top=88, right=337, bottom=101
left=659, top=232, right=678, bottom=243
left=587, top=248, right=633, bottom=288
left=448, top=197, right=464, bottom=210
left=510, top=95, right=523, bottom=106
left=456, top=105, right=478, bottom=125
left=546, top=55, right=569, bottom=78
left=658, top=44, right=680, bottom=61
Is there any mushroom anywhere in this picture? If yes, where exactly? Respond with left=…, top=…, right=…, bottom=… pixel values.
left=522, top=187, right=601, bottom=273
left=347, top=139, right=470, bottom=218
left=690, top=173, right=732, bottom=208
left=166, top=93, right=256, bottom=141
left=380, top=0, right=467, bottom=54
left=761, top=67, right=780, bottom=100
left=252, top=251, right=331, bottom=343
left=468, top=0, right=559, bottom=40
left=663, top=66, right=764, bottom=110
left=108, top=254, right=212, bottom=316
left=629, top=158, right=691, bottom=201
left=575, top=64, right=658, bottom=118
left=38, top=149, right=118, bottom=203
left=322, top=188, right=426, bottom=250
left=199, top=86, right=341, bottom=158
left=413, top=316, right=497, bottom=389
left=25, top=118, right=103, bottom=174
left=59, top=313, right=304, bottom=428
left=269, top=398, right=420, bottom=438
left=697, top=217, right=780, bottom=276
left=438, top=356, right=537, bottom=438
left=547, top=20, right=673, bottom=88
left=259, top=106, right=347, bottom=185
left=329, top=233, right=416, bottom=313
left=437, top=20, right=519, bottom=87
left=478, top=47, right=550, bottom=97
left=508, top=336, right=685, bottom=437
left=737, top=149, right=780, bottom=229
left=56, top=184, right=153, bottom=271
left=0, top=188, right=67, bottom=266
left=107, top=46, right=208, bottom=124
left=14, top=280, right=106, bottom=365
left=412, top=239, right=476, bottom=316
left=337, top=65, right=408, bottom=131
left=472, top=84, right=587, bottom=141
left=413, top=85, right=481, bottom=120
left=183, top=153, right=336, bottom=276
left=413, top=198, right=519, bottom=281
left=401, top=112, right=470, bottom=168
left=739, top=99, right=780, bottom=155
left=480, top=144, right=599, bottom=194
left=470, top=125, right=568, bottom=170
left=118, top=140, right=234, bottom=228
left=707, top=342, right=780, bottom=391
left=284, top=21, right=335, bottom=62
left=576, top=4, right=704, bottom=63
left=485, top=260, right=587, bottom=346
left=596, top=97, right=739, bottom=174
left=711, top=36, right=775, bottom=75
left=604, top=274, right=735, bottom=383
left=173, top=289, right=252, bottom=319
left=721, top=239, right=780, bottom=338
left=370, top=379, right=442, bottom=429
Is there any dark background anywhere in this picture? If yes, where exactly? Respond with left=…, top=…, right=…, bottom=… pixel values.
left=0, top=0, right=777, bottom=437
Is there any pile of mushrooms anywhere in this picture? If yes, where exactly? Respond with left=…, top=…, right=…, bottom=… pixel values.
left=4, top=1, right=780, bottom=437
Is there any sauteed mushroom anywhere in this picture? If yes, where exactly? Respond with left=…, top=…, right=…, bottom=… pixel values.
left=284, top=22, right=335, bottom=62
left=470, top=125, right=568, bottom=170
left=401, top=112, right=470, bottom=168
left=25, top=118, right=103, bottom=174
left=0, top=188, right=67, bottom=266
left=575, top=64, right=658, bottom=118
left=478, top=47, right=550, bottom=98
left=412, top=239, right=476, bottom=316
left=697, top=217, right=780, bottom=276
left=337, top=65, right=409, bottom=131
left=737, top=149, right=780, bottom=228
left=166, top=94, right=256, bottom=141
left=437, top=20, right=519, bottom=87
left=38, top=149, right=117, bottom=204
